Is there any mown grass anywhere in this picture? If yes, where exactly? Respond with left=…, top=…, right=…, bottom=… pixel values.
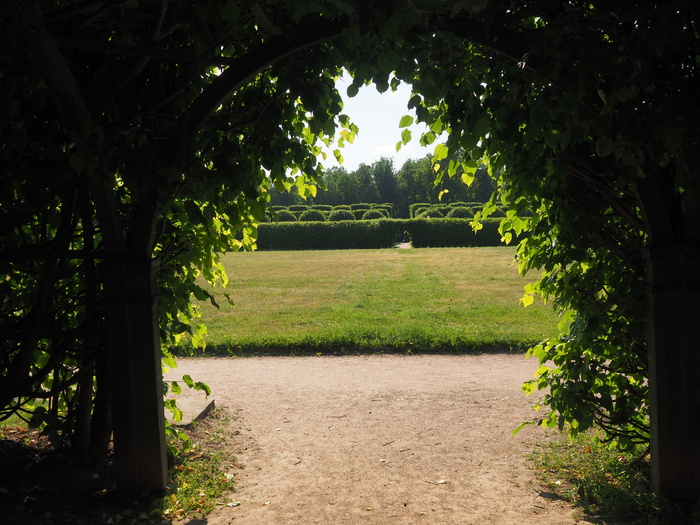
left=182, top=246, right=560, bottom=355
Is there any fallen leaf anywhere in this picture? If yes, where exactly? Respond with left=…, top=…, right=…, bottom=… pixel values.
left=263, top=501, right=271, bottom=506
left=227, top=501, right=241, bottom=507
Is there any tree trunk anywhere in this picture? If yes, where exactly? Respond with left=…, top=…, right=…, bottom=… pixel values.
left=644, top=246, right=700, bottom=501
left=101, top=259, right=167, bottom=491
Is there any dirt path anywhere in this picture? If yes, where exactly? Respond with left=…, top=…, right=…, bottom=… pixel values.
left=167, top=354, right=589, bottom=524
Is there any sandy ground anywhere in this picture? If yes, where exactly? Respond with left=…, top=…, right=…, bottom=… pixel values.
left=166, top=354, right=591, bottom=524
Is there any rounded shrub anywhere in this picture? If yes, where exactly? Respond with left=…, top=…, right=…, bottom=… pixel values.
left=275, top=209, right=297, bottom=222
left=417, top=208, right=444, bottom=218
left=362, top=209, right=386, bottom=220
left=447, top=206, right=472, bottom=218
left=328, top=209, right=355, bottom=221
left=298, top=209, right=326, bottom=222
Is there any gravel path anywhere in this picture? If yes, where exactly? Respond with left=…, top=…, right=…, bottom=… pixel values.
left=166, top=354, right=589, bottom=524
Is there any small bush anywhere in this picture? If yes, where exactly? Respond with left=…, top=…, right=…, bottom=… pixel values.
left=362, top=209, right=386, bottom=220
left=275, top=209, right=297, bottom=222
left=351, top=203, right=371, bottom=211
left=447, top=206, right=472, bottom=218
left=311, top=204, right=333, bottom=211
left=373, top=204, right=394, bottom=218
left=417, top=208, right=444, bottom=218
left=409, top=203, right=431, bottom=218
left=289, top=205, right=309, bottom=212
left=328, top=209, right=355, bottom=221
left=298, top=209, right=326, bottom=222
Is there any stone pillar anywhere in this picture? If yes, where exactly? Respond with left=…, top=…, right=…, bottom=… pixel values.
left=102, top=259, right=167, bottom=491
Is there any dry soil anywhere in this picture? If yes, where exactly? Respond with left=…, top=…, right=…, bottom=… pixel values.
left=166, top=354, right=594, bottom=524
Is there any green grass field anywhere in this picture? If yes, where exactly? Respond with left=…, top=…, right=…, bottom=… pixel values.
left=185, top=246, right=561, bottom=355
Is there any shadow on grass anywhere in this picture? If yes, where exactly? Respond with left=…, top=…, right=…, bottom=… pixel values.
left=0, top=430, right=171, bottom=524
left=531, top=432, right=700, bottom=525
left=0, top=409, right=237, bottom=524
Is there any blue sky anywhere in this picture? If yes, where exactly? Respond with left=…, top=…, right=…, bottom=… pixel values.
left=319, top=76, right=437, bottom=172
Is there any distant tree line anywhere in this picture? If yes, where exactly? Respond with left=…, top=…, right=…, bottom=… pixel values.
left=269, top=154, right=496, bottom=218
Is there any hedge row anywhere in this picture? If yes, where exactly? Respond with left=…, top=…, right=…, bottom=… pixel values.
left=255, top=218, right=513, bottom=250
left=269, top=203, right=394, bottom=221
left=409, top=201, right=507, bottom=219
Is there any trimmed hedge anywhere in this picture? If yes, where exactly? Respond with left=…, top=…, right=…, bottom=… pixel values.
left=417, top=208, right=444, bottom=218
left=447, top=206, right=472, bottom=218
left=275, top=209, right=297, bottom=222
left=362, top=209, right=387, bottom=220
left=255, top=218, right=513, bottom=250
left=407, top=218, right=503, bottom=247
left=256, top=219, right=397, bottom=250
left=328, top=209, right=355, bottom=221
left=298, top=209, right=326, bottom=221
left=409, top=203, right=431, bottom=218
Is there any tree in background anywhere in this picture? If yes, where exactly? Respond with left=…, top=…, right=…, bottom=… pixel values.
left=370, top=157, right=398, bottom=205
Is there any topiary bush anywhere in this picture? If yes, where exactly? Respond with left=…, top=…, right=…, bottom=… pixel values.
left=328, top=209, right=355, bottom=221
left=417, top=208, right=444, bottom=218
left=298, top=209, right=326, bottom=222
left=446, top=206, right=473, bottom=218
left=373, top=203, right=394, bottom=218
left=362, top=209, right=386, bottom=220
left=409, top=203, right=431, bottom=218
left=275, top=209, right=297, bottom=222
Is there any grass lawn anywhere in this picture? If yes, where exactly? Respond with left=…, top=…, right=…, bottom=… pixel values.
left=184, top=246, right=561, bottom=355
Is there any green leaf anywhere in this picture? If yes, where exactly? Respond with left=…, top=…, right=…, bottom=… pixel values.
left=433, top=143, right=449, bottom=162
left=399, top=115, right=414, bottom=128
left=195, top=381, right=212, bottom=396
left=472, top=117, right=490, bottom=138
left=596, top=136, right=615, bottom=157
